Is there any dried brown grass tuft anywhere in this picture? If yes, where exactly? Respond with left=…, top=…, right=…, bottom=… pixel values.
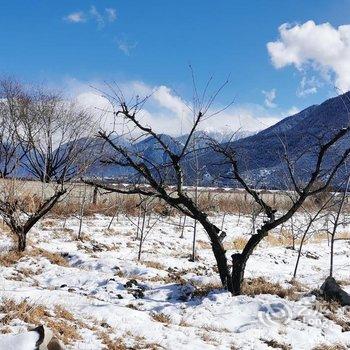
left=98, top=331, right=126, bottom=350
left=243, top=277, right=299, bottom=299
left=0, top=248, right=68, bottom=267
left=0, top=299, right=83, bottom=345
left=260, top=338, right=292, bottom=350
left=312, top=344, right=348, bottom=350
left=141, top=260, right=165, bottom=270
left=192, top=282, right=222, bottom=298
left=150, top=312, right=171, bottom=324
left=225, top=237, right=248, bottom=250
left=0, top=250, right=24, bottom=267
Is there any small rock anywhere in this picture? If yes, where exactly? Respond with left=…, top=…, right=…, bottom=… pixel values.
left=178, top=284, right=195, bottom=301
left=132, top=289, right=144, bottom=299
left=306, top=251, right=319, bottom=260
left=124, top=279, right=138, bottom=288
left=320, top=276, right=350, bottom=306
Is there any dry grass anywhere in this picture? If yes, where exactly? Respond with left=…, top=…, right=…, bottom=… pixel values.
left=201, top=324, right=230, bottom=333
left=141, top=260, right=165, bottom=270
left=0, top=250, right=25, bottom=267
left=313, top=299, right=350, bottom=332
left=98, top=331, right=126, bottom=350
left=0, top=299, right=49, bottom=325
left=0, top=327, right=12, bottom=334
left=225, top=236, right=248, bottom=250
left=33, top=248, right=68, bottom=266
left=260, top=338, right=291, bottom=350
left=242, top=277, right=301, bottom=299
left=151, top=312, right=171, bottom=324
left=0, top=248, right=68, bottom=267
left=265, top=232, right=295, bottom=247
left=192, top=282, right=222, bottom=298
left=312, top=344, right=348, bottom=350
left=197, top=240, right=211, bottom=249
left=200, top=331, right=220, bottom=346
left=0, top=299, right=83, bottom=345
left=54, top=305, right=76, bottom=322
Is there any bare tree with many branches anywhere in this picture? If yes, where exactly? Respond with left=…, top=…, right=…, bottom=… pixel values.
left=86, top=81, right=350, bottom=295
left=0, top=78, right=95, bottom=251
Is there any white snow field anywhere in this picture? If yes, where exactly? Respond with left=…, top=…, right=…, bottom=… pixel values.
left=0, top=213, right=349, bottom=349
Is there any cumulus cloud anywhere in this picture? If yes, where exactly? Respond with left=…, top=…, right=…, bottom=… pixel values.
left=267, top=20, right=350, bottom=91
left=63, top=78, right=294, bottom=136
left=262, top=89, right=277, bottom=108
left=64, top=11, right=86, bottom=23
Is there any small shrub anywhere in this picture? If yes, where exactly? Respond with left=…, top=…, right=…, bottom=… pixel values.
left=151, top=312, right=171, bottom=324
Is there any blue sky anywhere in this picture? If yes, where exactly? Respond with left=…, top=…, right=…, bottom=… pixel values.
left=1, top=1, right=350, bottom=133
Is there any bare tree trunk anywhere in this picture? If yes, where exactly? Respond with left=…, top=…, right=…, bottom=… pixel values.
left=190, top=219, right=197, bottom=261
left=92, top=186, right=98, bottom=205
left=237, top=211, right=241, bottom=225
left=293, top=221, right=313, bottom=278
left=136, top=205, right=141, bottom=240
left=137, top=205, right=147, bottom=261
left=77, top=184, right=87, bottom=241
left=290, top=216, right=295, bottom=250
left=17, top=232, right=26, bottom=252
left=108, top=204, right=119, bottom=230
left=330, top=175, right=350, bottom=277
left=62, top=217, right=67, bottom=230
left=180, top=215, right=186, bottom=238
left=230, top=228, right=269, bottom=294
left=221, top=213, right=226, bottom=232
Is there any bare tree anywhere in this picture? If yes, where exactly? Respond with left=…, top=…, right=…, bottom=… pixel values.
left=211, top=127, right=350, bottom=293
left=293, top=194, right=336, bottom=278
left=0, top=78, right=96, bottom=251
left=327, top=173, right=350, bottom=277
left=17, top=88, right=94, bottom=183
left=0, top=78, right=30, bottom=178
left=0, top=180, right=66, bottom=251
left=85, top=82, right=350, bottom=295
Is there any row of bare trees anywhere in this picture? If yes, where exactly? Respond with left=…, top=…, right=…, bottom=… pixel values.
left=1, top=75, right=350, bottom=297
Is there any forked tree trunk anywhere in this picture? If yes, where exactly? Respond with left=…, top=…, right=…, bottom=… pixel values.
left=17, top=232, right=26, bottom=252
left=231, top=253, right=245, bottom=295
left=230, top=228, right=269, bottom=295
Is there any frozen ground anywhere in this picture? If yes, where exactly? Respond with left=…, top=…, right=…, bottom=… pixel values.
left=0, top=213, right=349, bottom=349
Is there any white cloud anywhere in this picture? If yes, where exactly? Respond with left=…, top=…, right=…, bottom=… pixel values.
left=89, top=6, right=104, bottom=28
left=105, top=8, right=117, bottom=22
left=297, top=76, right=322, bottom=97
left=117, top=39, right=137, bottom=56
left=64, top=11, right=86, bottom=23
left=286, top=106, right=300, bottom=116
left=63, top=78, right=295, bottom=136
left=267, top=20, right=350, bottom=92
left=64, top=6, right=117, bottom=28
left=262, top=89, right=277, bottom=108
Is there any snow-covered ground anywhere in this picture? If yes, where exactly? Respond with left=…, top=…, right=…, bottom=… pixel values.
left=0, top=213, right=349, bottom=349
